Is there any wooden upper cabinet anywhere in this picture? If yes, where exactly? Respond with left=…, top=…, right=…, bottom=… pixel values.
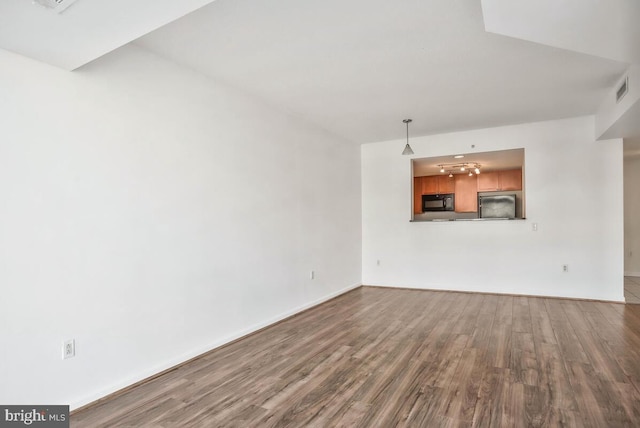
left=454, top=174, right=478, bottom=213
left=499, top=169, right=522, bottom=191
left=420, top=175, right=455, bottom=195
left=422, top=176, right=439, bottom=195
left=476, top=172, right=500, bottom=192
left=437, top=175, right=455, bottom=194
left=414, top=177, right=423, bottom=214
left=477, top=169, right=522, bottom=191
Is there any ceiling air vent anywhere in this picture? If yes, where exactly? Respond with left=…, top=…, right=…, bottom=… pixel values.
left=616, top=76, right=629, bottom=103
left=33, top=0, right=79, bottom=13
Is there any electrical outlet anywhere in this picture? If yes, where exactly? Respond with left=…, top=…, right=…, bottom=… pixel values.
left=562, top=264, right=569, bottom=273
left=532, top=223, right=538, bottom=232
left=310, top=270, right=315, bottom=280
left=63, top=339, right=75, bottom=359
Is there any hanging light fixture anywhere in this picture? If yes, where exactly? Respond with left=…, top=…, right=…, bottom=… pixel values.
left=437, top=163, right=482, bottom=176
left=402, top=119, right=414, bottom=155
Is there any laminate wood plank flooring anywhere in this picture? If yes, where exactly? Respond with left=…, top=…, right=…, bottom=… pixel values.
left=72, top=287, right=640, bottom=427
left=625, top=276, right=640, bottom=304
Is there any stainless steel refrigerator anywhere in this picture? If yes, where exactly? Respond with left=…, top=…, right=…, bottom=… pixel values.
left=478, top=194, right=516, bottom=219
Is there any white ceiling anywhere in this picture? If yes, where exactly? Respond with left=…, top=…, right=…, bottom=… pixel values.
left=413, top=149, right=524, bottom=177
left=134, top=0, right=629, bottom=143
left=0, top=0, right=216, bottom=70
left=481, top=0, right=640, bottom=64
left=0, top=0, right=633, bottom=144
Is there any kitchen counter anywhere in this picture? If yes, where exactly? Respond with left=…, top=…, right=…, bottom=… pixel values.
left=411, top=217, right=526, bottom=222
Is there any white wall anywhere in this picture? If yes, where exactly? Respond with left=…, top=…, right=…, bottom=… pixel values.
left=362, top=117, right=624, bottom=301
left=625, top=155, right=640, bottom=276
left=0, top=45, right=361, bottom=408
left=596, top=65, right=640, bottom=140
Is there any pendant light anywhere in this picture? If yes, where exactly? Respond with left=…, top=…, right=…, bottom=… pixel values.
left=402, top=119, right=414, bottom=155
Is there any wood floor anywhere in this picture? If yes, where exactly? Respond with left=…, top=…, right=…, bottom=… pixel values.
left=625, top=276, right=640, bottom=304
left=72, top=287, right=640, bottom=427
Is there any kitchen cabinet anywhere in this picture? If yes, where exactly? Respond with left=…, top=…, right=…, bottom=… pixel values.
left=437, top=175, right=455, bottom=193
left=454, top=174, right=478, bottom=212
left=477, top=169, right=522, bottom=192
left=421, top=176, right=439, bottom=195
left=414, top=175, right=456, bottom=214
left=476, top=172, right=499, bottom=191
left=499, top=169, right=522, bottom=191
left=422, top=175, right=455, bottom=195
left=414, top=177, right=423, bottom=214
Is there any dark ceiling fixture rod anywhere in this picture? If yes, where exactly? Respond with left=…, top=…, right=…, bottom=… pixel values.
left=402, top=119, right=414, bottom=155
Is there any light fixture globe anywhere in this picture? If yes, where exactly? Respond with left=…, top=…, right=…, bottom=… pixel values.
left=402, top=119, right=414, bottom=155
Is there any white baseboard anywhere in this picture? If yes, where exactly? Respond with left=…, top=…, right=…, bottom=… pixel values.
left=625, top=272, right=640, bottom=277
left=363, top=283, right=625, bottom=303
left=71, top=282, right=361, bottom=411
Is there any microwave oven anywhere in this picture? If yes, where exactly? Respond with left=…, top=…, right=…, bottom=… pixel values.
left=422, top=193, right=455, bottom=212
